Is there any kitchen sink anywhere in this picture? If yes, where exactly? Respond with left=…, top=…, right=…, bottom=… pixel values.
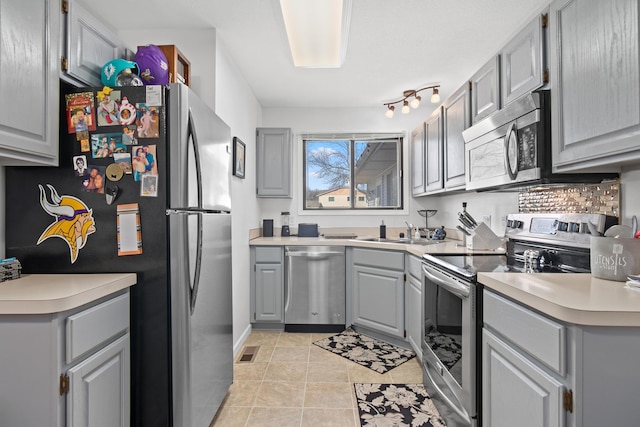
left=352, top=237, right=440, bottom=245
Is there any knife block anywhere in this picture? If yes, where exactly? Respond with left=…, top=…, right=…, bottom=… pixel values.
left=467, top=223, right=503, bottom=250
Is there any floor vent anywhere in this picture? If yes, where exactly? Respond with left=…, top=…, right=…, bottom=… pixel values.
left=238, top=345, right=259, bottom=363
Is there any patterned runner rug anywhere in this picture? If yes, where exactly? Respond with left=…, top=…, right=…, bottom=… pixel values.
left=354, top=383, right=447, bottom=427
left=424, top=330, right=462, bottom=370
left=313, top=328, right=415, bottom=374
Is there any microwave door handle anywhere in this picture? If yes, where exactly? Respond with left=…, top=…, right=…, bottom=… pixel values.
left=504, top=121, right=519, bottom=180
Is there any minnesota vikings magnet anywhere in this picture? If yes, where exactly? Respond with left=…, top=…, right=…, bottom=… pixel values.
left=37, top=184, right=96, bottom=264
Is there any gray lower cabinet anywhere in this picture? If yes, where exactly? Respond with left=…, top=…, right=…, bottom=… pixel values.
left=483, top=329, right=564, bottom=427
left=61, top=0, right=126, bottom=87
left=0, top=0, right=59, bottom=165
left=351, top=248, right=404, bottom=338
left=483, top=289, right=640, bottom=427
left=550, top=0, right=640, bottom=172
left=251, top=246, right=284, bottom=323
left=0, top=290, right=130, bottom=427
left=256, top=128, right=292, bottom=198
left=405, top=255, right=422, bottom=358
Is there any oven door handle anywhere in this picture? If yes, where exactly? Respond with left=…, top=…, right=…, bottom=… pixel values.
left=422, top=264, right=470, bottom=299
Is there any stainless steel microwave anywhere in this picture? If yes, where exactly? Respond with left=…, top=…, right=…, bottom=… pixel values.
left=462, top=91, right=616, bottom=191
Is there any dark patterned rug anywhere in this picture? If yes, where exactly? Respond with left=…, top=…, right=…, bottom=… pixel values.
left=424, top=330, right=462, bottom=370
left=354, top=383, right=447, bottom=427
left=313, top=328, right=415, bottom=374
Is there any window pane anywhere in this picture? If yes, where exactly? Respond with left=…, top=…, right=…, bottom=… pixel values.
left=305, top=140, right=351, bottom=209
left=304, top=137, right=402, bottom=210
left=354, top=140, right=399, bottom=208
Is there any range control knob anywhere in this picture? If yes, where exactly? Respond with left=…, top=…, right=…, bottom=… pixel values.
left=557, top=222, right=569, bottom=232
left=568, top=222, right=580, bottom=233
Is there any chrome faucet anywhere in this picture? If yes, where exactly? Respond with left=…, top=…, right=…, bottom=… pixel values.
left=404, top=221, right=413, bottom=239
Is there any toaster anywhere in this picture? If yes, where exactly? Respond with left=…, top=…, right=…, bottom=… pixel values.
left=297, top=223, right=319, bottom=237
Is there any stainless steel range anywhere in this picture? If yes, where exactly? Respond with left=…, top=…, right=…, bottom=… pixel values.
left=420, top=212, right=617, bottom=427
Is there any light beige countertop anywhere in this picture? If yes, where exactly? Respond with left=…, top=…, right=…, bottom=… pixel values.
left=479, top=272, right=640, bottom=327
left=249, top=235, right=505, bottom=257
left=0, top=273, right=137, bottom=315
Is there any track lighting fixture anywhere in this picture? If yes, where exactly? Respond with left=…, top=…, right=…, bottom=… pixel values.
left=383, top=85, right=440, bottom=118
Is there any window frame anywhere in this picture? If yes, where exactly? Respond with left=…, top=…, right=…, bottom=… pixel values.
left=302, top=135, right=404, bottom=211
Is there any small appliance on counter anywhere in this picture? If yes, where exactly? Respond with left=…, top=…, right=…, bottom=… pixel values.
left=298, top=223, right=319, bottom=237
left=281, top=211, right=290, bottom=236
left=262, top=219, right=274, bottom=237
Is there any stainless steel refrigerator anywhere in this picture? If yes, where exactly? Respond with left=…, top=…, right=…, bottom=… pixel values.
left=5, top=83, right=233, bottom=427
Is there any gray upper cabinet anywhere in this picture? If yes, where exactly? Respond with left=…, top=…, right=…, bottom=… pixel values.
left=411, top=122, right=426, bottom=196
left=425, top=107, right=444, bottom=193
left=550, top=0, right=640, bottom=172
left=443, top=84, right=470, bottom=190
left=61, top=0, right=126, bottom=87
left=470, top=55, right=501, bottom=124
left=0, top=0, right=59, bottom=166
left=256, top=128, right=292, bottom=198
left=500, top=12, right=547, bottom=107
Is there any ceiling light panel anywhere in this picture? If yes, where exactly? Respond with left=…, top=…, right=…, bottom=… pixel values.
left=280, top=0, right=351, bottom=68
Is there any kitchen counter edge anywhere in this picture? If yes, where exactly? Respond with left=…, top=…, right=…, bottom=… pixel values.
left=479, top=272, right=640, bottom=327
left=0, top=273, right=137, bottom=315
left=249, top=236, right=505, bottom=257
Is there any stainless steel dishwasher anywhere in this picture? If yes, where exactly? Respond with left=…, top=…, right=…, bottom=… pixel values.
left=284, top=246, right=346, bottom=332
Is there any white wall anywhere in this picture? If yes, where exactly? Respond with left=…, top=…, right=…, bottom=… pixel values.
left=213, top=39, right=263, bottom=352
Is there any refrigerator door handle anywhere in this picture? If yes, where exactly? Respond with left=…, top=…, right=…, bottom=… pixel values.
left=190, top=212, right=204, bottom=314
left=187, top=108, right=205, bottom=313
left=165, top=209, right=204, bottom=314
left=187, top=108, right=203, bottom=209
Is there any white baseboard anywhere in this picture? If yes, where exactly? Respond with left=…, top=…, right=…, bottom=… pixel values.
left=233, top=323, right=252, bottom=357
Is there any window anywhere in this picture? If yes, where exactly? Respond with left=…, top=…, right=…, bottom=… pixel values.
left=303, top=135, right=403, bottom=210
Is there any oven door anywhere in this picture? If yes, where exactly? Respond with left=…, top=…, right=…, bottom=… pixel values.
left=422, top=261, right=477, bottom=427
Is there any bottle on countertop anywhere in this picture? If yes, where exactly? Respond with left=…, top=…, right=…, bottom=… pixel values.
left=414, top=228, right=421, bottom=240
left=380, top=220, right=386, bottom=239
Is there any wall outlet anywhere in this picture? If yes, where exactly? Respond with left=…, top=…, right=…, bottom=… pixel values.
left=481, top=215, right=491, bottom=228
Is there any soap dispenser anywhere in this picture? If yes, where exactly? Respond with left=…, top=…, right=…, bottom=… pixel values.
left=379, top=220, right=386, bottom=239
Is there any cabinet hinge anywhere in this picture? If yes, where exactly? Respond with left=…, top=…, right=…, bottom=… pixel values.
left=543, top=68, right=550, bottom=84
left=61, top=57, right=68, bottom=72
left=253, top=312, right=256, bottom=320
left=403, top=330, right=407, bottom=338
left=563, top=389, right=573, bottom=413
left=61, top=0, right=69, bottom=13
left=59, top=373, right=69, bottom=395
left=541, top=13, right=548, bottom=28
left=468, top=80, right=472, bottom=91
left=404, top=273, right=407, bottom=282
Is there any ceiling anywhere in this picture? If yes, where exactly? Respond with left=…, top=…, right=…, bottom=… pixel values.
left=85, top=0, right=550, bottom=110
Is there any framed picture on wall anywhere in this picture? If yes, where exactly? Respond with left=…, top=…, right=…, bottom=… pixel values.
left=233, top=137, right=245, bottom=179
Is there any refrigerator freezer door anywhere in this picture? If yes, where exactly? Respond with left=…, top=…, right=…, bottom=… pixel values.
left=168, top=83, right=231, bottom=212
left=169, top=211, right=232, bottom=427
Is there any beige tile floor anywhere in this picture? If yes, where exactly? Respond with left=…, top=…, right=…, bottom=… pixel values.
left=211, top=330, right=424, bottom=427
